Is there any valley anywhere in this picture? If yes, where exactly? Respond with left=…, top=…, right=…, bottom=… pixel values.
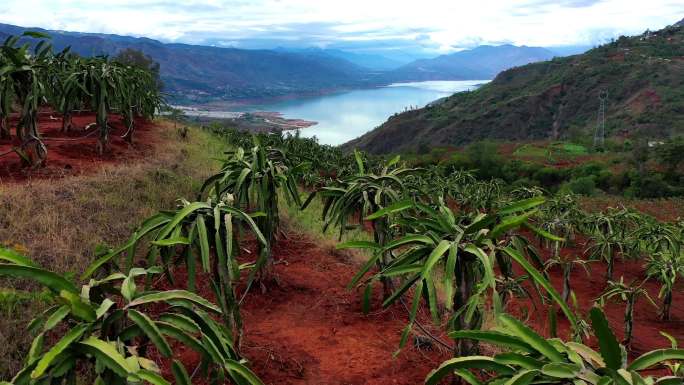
left=0, top=22, right=557, bottom=104
left=0, top=7, right=684, bottom=385
left=181, top=80, right=486, bottom=145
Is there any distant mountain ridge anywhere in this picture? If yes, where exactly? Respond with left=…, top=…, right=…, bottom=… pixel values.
left=382, top=44, right=557, bottom=82
left=0, top=23, right=379, bottom=103
left=346, top=21, right=684, bottom=154
left=0, top=22, right=582, bottom=104
left=273, top=47, right=406, bottom=71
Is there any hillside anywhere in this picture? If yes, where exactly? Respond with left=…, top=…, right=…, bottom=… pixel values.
left=383, top=44, right=556, bottom=82
left=274, top=47, right=407, bottom=70
left=0, top=23, right=378, bottom=103
left=347, top=22, right=684, bottom=154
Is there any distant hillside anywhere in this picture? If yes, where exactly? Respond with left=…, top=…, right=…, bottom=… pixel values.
left=347, top=22, right=684, bottom=154
left=382, top=44, right=556, bottom=82
left=274, top=47, right=406, bottom=71
left=0, top=23, right=379, bottom=103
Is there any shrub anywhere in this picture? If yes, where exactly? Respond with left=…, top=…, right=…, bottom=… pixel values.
left=562, top=176, right=596, bottom=195
left=533, top=167, right=567, bottom=187
left=627, top=174, right=673, bottom=198
left=465, top=140, right=504, bottom=179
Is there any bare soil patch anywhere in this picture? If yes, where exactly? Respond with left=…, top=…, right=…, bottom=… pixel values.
left=0, top=112, right=159, bottom=182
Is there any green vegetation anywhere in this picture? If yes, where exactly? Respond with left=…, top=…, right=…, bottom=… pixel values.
left=0, top=31, right=163, bottom=165
left=349, top=22, right=684, bottom=154
left=199, top=140, right=303, bottom=282
left=3, top=30, right=684, bottom=381
left=597, top=278, right=657, bottom=349
left=514, top=142, right=588, bottom=159
left=0, top=123, right=222, bottom=377
left=0, top=250, right=262, bottom=385
left=405, top=133, right=684, bottom=200
left=3, top=122, right=684, bottom=384
left=211, top=128, right=684, bottom=383
left=646, top=251, right=684, bottom=320
left=308, top=152, right=416, bottom=297
left=426, top=308, right=684, bottom=385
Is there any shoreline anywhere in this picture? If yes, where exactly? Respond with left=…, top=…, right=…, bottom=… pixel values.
left=175, top=79, right=488, bottom=138
left=181, top=109, right=317, bottom=133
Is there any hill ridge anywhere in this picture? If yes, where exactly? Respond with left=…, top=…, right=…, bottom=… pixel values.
left=347, top=22, right=684, bottom=154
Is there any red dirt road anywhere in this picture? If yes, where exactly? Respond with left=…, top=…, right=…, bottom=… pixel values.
left=153, top=233, right=449, bottom=385
left=240, top=236, right=448, bottom=385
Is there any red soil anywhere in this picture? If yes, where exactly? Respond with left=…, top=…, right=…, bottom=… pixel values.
left=136, top=228, right=684, bottom=384
left=507, top=233, right=684, bottom=357
left=152, top=234, right=449, bottom=385
left=0, top=112, right=159, bottom=182
left=239, top=237, right=448, bottom=385
left=581, top=197, right=684, bottom=222
left=626, top=88, right=662, bottom=114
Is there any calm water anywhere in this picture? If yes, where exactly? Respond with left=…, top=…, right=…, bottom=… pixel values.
left=239, top=80, right=488, bottom=145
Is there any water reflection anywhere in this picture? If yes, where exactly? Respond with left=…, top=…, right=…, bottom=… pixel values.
left=242, top=80, right=488, bottom=145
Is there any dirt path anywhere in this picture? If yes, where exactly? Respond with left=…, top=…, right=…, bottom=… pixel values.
left=240, top=234, right=448, bottom=385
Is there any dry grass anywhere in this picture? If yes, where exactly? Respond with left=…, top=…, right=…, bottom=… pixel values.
left=0, top=121, right=225, bottom=378
left=279, top=190, right=373, bottom=265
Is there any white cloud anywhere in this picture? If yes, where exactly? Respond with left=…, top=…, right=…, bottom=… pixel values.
left=0, top=0, right=681, bottom=51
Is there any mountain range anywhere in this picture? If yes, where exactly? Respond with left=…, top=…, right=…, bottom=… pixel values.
left=273, top=47, right=408, bottom=71
left=0, top=23, right=381, bottom=104
left=346, top=20, right=684, bottom=153
left=0, top=22, right=576, bottom=104
left=381, top=45, right=557, bottom=82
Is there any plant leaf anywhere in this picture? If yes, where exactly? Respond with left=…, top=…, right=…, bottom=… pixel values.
left=128, top=309, right=172, bottom=357
left=127, top=290, right=221, bottom=313
left=31, top=323, right=88, bottom=379
left=590, top=307, right=623, bottom=370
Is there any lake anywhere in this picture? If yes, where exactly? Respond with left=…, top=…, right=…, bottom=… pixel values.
left=236, top=80, right=488, bottom=145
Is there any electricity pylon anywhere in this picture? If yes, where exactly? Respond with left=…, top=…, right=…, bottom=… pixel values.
left=594, top=90, right=607, bottom=149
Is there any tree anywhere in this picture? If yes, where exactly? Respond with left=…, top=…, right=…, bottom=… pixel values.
left=0, top=59, right=13, bottom=139
left=311, top=151, right=415, bottom=298
left=114, top=48, right=162, bottom=90
left=0, top=32, right=163, bottom=161
left=341, top=196, right=575, bottom=360
left=200, top=139, right=304, bottom=287
left=544, top=253, right=592, bottom=304
left=44, top=49, right=85, bottom=132
left=629, top=137, right=650, bottom=175
left=70, top=58, right=162, bottom=151
left=597, top=277, right=657, bottom=349
left=118, top=65, right=162, bottom=143
left=655, top=136, right=684, bottom=175
left=0, top=248, right=265, bottom=385
left=169, top=107, right=186, bottom=129
left=647, top=252, right=684, bottom=320
left=585, top=230, right=625, bottom=282
left=538, top=193, right=582, bottom=258
left=82, top=193, right=268, bottom=347
left=465, top=140, right=502, bottom=180
left=0, top=32, right=52, bottom=167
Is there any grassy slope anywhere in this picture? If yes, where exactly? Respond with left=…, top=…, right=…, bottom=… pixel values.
left=0, top=121, right=226, bottom=378
left=348, top=23, right=684, bottom=154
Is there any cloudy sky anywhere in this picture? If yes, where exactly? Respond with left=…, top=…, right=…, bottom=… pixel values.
left=0, top=0, right=682, bottom=53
